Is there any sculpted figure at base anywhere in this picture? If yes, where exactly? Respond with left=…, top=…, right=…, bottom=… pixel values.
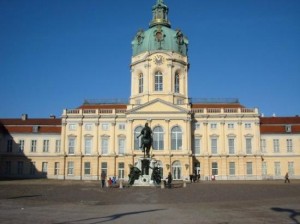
left=128, top=165, right=142, bottom=185
left=137, top=122, right=153, bottom=157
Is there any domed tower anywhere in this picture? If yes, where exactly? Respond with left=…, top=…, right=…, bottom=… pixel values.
left=130, top=0, right=189, bottom=106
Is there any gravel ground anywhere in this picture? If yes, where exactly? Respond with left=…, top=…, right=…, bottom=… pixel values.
left=0, top=179, right=299, bottom=224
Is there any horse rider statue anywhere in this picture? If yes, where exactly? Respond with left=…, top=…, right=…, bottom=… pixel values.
left=137, top=122, right=153, bottom=157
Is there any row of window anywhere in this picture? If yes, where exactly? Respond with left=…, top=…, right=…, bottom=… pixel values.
left=193, top=122, right=253, bottom=130
left=68, top=123, right=126, bottom=131
left=5, top=160, right=294, bottom=179
left=210, top=161, right=295, bottom=176
left=6, top=139, right=61, bottom=153
left=260, top=139, right=294, bottom=153
left=68, top=121, right=254, bottom=132
left=138, top=72, right=180, bottom=94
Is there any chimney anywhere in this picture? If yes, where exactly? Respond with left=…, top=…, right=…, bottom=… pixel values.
left=50, top=114, right=56, bottom=119
left=21, top=114, right=28, bottom=121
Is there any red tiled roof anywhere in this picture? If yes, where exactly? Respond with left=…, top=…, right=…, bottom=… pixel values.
left=0, top=118, right=61, bottom=134
left=4, top=126, right=61, bottom=134
left=191, top=103, right=245, bottom=109
left=260, top=117, right=300, bottom=134
left=0, top=118, right=61, bottom=126
left=260, top=117, right=300, bottom=125
left=78, top=104, right=127, bottom=109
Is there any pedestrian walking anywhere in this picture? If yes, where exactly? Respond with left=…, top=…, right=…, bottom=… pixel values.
left=284, top=172, right=290, bottom=183
left=101, top=171, right=107, bottom=188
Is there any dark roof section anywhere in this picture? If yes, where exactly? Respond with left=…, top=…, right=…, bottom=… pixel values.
left=191, top=103, right=245, bottom=109
left=260, top=117, right=300, bottom=134
left=0, top=118, right=61, bottom=134
left=79, top=104, right=127, bottom=110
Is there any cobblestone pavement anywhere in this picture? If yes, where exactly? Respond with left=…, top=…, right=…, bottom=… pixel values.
left=0, top=179, right=299, bottom=224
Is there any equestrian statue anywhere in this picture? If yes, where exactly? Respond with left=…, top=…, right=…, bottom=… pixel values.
left=137, top=122, right=153, bottom=158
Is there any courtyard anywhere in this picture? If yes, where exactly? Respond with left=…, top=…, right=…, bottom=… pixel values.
left=0, top=179, right=299, bottom=224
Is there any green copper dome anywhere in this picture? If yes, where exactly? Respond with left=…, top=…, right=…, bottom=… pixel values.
left=132, top=0, right=188, bottom=57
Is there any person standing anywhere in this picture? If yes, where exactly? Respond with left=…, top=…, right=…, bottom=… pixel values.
left=167, top=172, right=172, bottom=188
left=101, top=171, right=107, bottom=188
left=284, top=172, right=290, bottom=183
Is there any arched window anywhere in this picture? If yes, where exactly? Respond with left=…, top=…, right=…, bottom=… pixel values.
left=171, top=126, right=182, bottom=150
left=154, top=71, right=163, bottom=91
left=175, top=72, right=180, bottom=93
left=134, top=126, right=143, bottom=150
left=172, top=160, right=182, bottom=180
left=153, top=126, right=164, bottom=150
left=138, top=73, right=143, bottom=93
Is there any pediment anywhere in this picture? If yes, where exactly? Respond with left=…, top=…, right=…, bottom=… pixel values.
left=128, top=99, right=189, bottom=114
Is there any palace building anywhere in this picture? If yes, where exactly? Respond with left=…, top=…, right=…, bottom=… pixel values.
left=1, top=0, right=299, bottom=181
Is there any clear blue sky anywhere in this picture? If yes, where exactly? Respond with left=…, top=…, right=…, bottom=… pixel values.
left=1, top=0, right=299, bottom=118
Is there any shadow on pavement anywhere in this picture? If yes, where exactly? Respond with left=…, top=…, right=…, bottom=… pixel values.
left=271, top=207, right=300, bottom=224
left=55, top=208, right=166, bottom=224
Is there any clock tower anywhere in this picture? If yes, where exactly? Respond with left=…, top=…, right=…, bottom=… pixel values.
left=129, top=0, right=189, bottom=107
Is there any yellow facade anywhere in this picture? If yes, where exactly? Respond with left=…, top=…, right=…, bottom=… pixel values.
left=1, top=0, right=299, bottom=181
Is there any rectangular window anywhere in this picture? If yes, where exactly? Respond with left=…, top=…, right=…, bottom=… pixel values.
left=287, top=139, right=293, bottom=153
left=42, top=162, right=48, bottom=174
left=285, top=125, right=292, bottom=133
left=260, top=139, right=267, bottom=153
left=101, top=123, right=109, bottom=131
left=68, top=137, right=76, bottom=154
left=32, top=125, right=39, bottom=133
left=118, top=138, right=125, bottom=154
left=55, top=140, right=61, bottom=153
left=262, top=162, right=267, bottom=176
left=54, top=162, right=60, bottom=175
left=194, top=122, right=200, bottom=130
left=7, top=140, right=13, bottom=152
left=245, top=123, right=252, bottom=129
left=43, top=140, right=49, bottom=152
left=274, top=162, right=281, bottom=176
left=30, top=162, right=36, bottom=175
left=273, top=139, right=280, bottom=153
left=288, top=162, right=294, bottom=175
left=194, top=137, right=200, bottom=155
left=101, top=162, right=108, bottom=177
left=84, top=138, right=92, bottom=155
left=154, top=73, right=163, bottom=91
left=153, top=129, right=164, bottom=150
left=17, top=161, right=24, bottom=175
left=228, top=138, right=235, bottom=154
left=69, top=123, right=76, bottom=131
left=210, top=123, right=217, bottom=129
left=101, top=138, right=109, bottom=154
left=177, top=99, right=184, bottom=105
left=246, top=138, right=252, bottom=154
left=67, top=161, right=74, bottom=175
left=19, top=140, right=25, bottom=153
left=84, top=162, right=91, bottom=175
left=229, top=162, right=235, bottom=175
left=211, top=138, right=218, bottom=154
left=31, top=140, right=37, bottom=152
left=118, top=123, right=126, bottom=130
left=228, top=123, right=234, bottom=129
left=246, top=162, right=252, bottom=175
left=212, top=162, right=218, bottom=176
left=139, top=74, right=143, bottom=93
left=118, top=162, right=125, bottom=179
left=84, top=123, right=93, bottom=131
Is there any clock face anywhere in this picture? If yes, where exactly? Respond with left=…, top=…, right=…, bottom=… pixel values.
left=154, top=55, right=164, bottom=65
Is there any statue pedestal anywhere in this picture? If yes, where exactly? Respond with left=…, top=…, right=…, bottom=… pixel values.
left=132, top=157, right=160, bottom=187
